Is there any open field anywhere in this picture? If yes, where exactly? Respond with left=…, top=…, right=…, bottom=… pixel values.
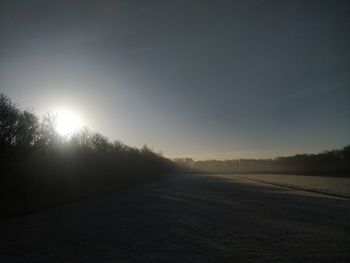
left=230, top=174, right=350, bottom=199
left=1, top=173, right=350, bottom=262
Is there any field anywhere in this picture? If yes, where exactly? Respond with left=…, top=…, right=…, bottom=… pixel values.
left=231, top=174, right=350, bottom=198
left=1, top=173, right=350, bottom=262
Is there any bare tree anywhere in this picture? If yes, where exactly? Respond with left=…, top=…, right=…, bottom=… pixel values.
left=0, top=94, right=20, bottom=147
left=35, top=113, right=60, bottom=147
left=15, top=111, right=39, bottom=147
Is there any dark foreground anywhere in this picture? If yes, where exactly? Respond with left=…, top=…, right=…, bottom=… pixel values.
left=1, top=174, right=350, bottom=262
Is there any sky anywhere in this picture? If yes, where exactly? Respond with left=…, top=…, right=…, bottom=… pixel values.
left=0, top=0, right=349, bottom=160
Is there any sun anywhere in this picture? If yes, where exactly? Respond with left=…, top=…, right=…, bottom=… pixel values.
left=54, top=109, right=83, bottom=136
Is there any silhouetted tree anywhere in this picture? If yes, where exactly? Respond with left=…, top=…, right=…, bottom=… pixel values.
left=35, top=113, right=60, bottom=147
left=15, top=111, right=39, bottom=147
left=0, top=93, right=176, bottom=219
left=91, top=132, right=111, bottom=152
left=175, top=146, right=350, bottom=177
left=0, top=94, right=20, bottom=148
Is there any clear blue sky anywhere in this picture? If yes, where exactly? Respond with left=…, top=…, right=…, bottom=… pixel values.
left=1, top=0, right=349, bottom=159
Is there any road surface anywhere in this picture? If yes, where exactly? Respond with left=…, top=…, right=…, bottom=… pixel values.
left=1, top=174, right=350, bottom=262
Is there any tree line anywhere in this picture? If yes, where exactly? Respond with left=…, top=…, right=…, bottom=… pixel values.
left=0, top=93, right=176, bottom=218
left=174, top=146, right=350, bottom=177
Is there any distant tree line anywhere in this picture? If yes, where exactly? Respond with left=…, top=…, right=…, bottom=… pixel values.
left=174, top=146, right=350, bottom=177
left=0, top=93, right=176, bottom=218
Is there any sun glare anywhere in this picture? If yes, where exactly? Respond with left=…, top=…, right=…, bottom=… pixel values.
left=54, top=109, right=83, bottom=136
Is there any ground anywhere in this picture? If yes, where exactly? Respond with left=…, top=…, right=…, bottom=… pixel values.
left=0, top=174, right=349, bottom=262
